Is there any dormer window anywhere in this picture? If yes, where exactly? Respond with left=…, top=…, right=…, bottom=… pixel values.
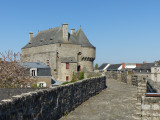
left=30, top=68, right=37, bottom=76
left=32, top=70, right=36, bottom=76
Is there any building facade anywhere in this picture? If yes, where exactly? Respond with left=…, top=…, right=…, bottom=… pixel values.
left=151, top=66, right=160, bottom=82
left=21, top=24, right=95, bottom=81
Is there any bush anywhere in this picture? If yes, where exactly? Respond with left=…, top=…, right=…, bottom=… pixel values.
left=31, top=84, right=37, bottom=88
left=79, top=71, right=84, bottom=80
left=72, top=72, right=75, bottom=81
left=62, top=82, right=70, bottom=85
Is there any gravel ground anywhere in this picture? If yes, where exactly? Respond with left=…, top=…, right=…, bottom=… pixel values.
left=60, top=79, right=137, bottom=120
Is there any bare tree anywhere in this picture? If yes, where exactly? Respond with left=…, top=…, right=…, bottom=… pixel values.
left=0, top=50, right=30, bottom=88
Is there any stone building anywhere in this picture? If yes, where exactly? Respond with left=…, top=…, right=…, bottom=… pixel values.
left=20, top=62, right=52, bottom=87
left=21, top=23, right=95, bottom=81
left=151, top=66, right=160, bottom=82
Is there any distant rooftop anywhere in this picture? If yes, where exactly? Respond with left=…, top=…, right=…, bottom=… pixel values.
left=98, top=63, right=109, bottom=70
left=20, top=62, right=50, bottom=68
left=107, top=64, right=122, bottom=70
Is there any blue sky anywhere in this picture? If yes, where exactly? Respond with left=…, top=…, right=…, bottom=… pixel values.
left=0, top=0, right=160, bottom=66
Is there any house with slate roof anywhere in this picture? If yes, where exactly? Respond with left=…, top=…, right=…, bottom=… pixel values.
left=133, top=63, right=155, bottom=79
left=98, top=63, right=110, bottom=71
left=20, top=62, right=52, bottom=87
left=133, top=63, right=155, bottom=73
left=107, top=64, right=122, bottom=71
left=21, top=23, right=95, bottom=81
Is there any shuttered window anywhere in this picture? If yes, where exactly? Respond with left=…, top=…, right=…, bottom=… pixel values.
left=66, top=63, right=69, bottom=69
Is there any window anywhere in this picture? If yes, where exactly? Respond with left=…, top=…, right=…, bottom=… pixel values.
left=46, top=60, right=49, bottom=66
left=77, top=65, right=81, bottom=72
left=32, top=70, right=36, bottom=76
left=66, top=76, right=69, bottom=81
left=37, top=82, right=46, bottom=87
left=155, top=68, right=157, bottom=72
left=155, top=75, right=157, bottom=81
left=30, top=68, right=37, bottom=76
left=66, top=63, right=69, bottom=69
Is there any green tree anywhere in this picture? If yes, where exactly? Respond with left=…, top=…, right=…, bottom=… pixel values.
left=79, top=71, right=84, bottom=80
left=95, top=63, right=99, bottom=70
left=71, top=72, right=76, bottom=82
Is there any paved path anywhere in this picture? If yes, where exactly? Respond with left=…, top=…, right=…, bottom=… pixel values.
left=60, top=79, right=137, bottom=120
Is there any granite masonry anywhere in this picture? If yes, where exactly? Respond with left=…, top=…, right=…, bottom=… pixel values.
left=0, top=76, right=106, bottom=120
left=140, top=79, right=160, bottom=119
left=21, top=24, right=95, bottom=82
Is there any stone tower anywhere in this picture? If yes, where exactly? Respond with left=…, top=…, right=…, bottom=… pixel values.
left=21, top=23, right=95, bottom=81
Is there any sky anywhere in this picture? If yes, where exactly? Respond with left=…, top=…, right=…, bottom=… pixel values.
left=0, top=0, right=160, bottom=66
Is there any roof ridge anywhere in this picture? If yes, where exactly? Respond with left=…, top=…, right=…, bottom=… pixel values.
left=34, top=27, right=61, bottom=38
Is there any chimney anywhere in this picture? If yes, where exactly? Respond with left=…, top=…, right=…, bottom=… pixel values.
left=71, top=29, right=75, bottom=35
left=62, top=23, right=68, bottom=42
left=143, top=61, right=147, bottom=64
left=122, top=63, right=125, bottom=69
left=29, top=32, right=33, bottom=43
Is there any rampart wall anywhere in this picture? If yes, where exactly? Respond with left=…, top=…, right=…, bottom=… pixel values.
left=104, top=71, right=160, bottom=119
left=137, top=79, right=160, bottom=119
left=104, top=71, right=139, bottom=86
left=0, top=76, right=106, bottom=120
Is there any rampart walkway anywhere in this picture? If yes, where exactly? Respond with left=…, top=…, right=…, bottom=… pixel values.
left=60, top=79, right=137, bottom=120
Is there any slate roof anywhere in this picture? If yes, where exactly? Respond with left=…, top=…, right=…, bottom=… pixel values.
left=60, top=57, right=77, bottom=63
left=20, top=62, right=50, bottom=68
left=134, top=63, right=155, bottom=70
left=98, top=63, right=109, bottom=70
left=125, top=63, right=137, bottom=66
left=22, top=26, right=95, bottom=49
left=107, top=64, right=122, bottom=70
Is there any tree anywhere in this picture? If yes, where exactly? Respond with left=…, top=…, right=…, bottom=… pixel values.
left=95, top=63, right=99, bottom=70
left=71, top=72, right=76, bottom=82
left=0, top=50, right=30, bottom=88
left=79, top=71, right=84, bottom=80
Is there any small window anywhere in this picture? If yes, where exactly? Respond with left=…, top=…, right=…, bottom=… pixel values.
left=77, top=65, right=81, bottom=72
left=46, top=60, right=49, bottom=66
left=32, top=70, right=36, bottom=76
left=66, top=63, right=69, bottom=69
left=155, top=68, right=157, bottom=72
left=66, top=76, right=69, bottom=81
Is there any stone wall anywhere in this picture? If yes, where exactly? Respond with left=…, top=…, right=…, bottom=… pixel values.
left=0, top=88, right=45, bottom=101
left=136, top=77, right=147, bottom=119
left=136, top=77, right=160, bottom=119
left=141, top=96, right=160, bottom=119
left=104, top=71, right=138, bottom=86
left=0, top=76, right=106, bottom=120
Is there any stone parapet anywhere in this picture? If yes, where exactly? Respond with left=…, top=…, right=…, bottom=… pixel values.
left=0, top=76, right=106, bottom=120
left=141, top=96, right=160, bottom=119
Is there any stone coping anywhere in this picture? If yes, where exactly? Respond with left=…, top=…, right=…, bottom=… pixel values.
left=147, top=80, right=160, bottom=93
